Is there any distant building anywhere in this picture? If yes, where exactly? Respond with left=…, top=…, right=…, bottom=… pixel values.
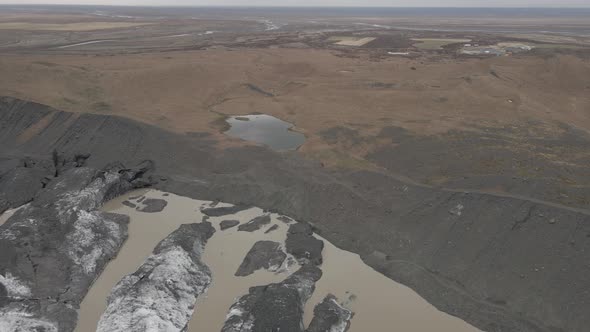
left=460, top=47, right=505, bottom=56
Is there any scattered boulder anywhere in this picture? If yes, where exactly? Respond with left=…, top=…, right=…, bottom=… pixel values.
left=286, top=223, right=324, bottom=266
left=220, top=219, right=240, bottom=230
left=97, top=222, right=215, bottom=332
left=137, top=198, right=168, bottom=213
left=122, top=200, right=137, bottom=209
left=265, top=224, right=279, bottom=234
left=201, top=204, right=251, bottom=217
left=278, top=215, right=293, bottom=224
left=306, top=294, right=353, bottom=332
left=238, top=214, right=271, bottom=232
left=222, top=265, right=322, bottom=332
left=235, top=241, right=287, bottom=277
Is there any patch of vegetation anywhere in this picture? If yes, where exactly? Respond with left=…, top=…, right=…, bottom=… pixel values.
left=307, top=149, right=375, bottom=170
left=62, top=97, right=78, bottom=105
left=424, top=174, right=452, bottom=186
left=532, top=43, right=584, bottom=50
left=92, top=102, right=111, bottom=112
left=411, top=38, right=471, bottom=50
left=33, top=61, right=58, bottom=67
left=368, top=82, right=398, bottom=89
left=210, top=114, right=231, bottom=132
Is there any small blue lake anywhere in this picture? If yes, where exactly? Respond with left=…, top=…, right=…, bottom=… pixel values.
left=224, top=114, right=305, bottom=151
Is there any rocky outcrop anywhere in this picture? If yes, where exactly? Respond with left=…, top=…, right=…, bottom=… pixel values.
left=278, top=215, right=293, bottom=224
left=122, top=200, right=137, bottom=208
left=223, top=265, right=322, bottom=332
left=306, top=294, right=352, bottom=332
left=0, top=159, right=152, bottom=332
left=0, top=158, right=53, bottom=214
left=238, top=214, right=271, bottom=232
left=220, top=219, right=240, bottom=230
left=202, top=204, right=251, bottom=217
left=235, top=241, right=287, bottom=277
left=286, top=223, right=324, bottom=266
left=136, top=198, right=168, bottom=213
left=97, top=222, right=215, bottom=332
left=265, top=224, right=279, bottom=234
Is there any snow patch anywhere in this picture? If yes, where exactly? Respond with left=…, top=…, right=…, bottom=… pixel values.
left=0, top=272, right=31, bottom=298
left=0, top=311, right=57, bottom=332
left=328, top=298, right=352, bottom=332
left=56, top=171, right=120, bottom=214
left=65, top=210, right=124, bottom=274
left=223, top=302, right=254, bottom=332
left=450, top=203, right=464, bottom=216
left=226, top=307, right=244, bottom=319
left=97, top=246, right=211, bottom=332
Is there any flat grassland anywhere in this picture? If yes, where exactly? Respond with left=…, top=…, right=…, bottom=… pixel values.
left=331, top=36, right=377, bottom=46
left=2, top=48, right=589, bottom=164
left=411, top=38, right=471, bottom=49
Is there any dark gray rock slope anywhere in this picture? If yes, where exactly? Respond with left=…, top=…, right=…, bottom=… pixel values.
left=0, top=158, right=52, bottom=214
left=0, top=156, right=152, bottom=332
left=2, top=96, right=590, bottom=332
left=222, top=265, right=322, bottom=332
left=97, top=222, right=215, bottom=332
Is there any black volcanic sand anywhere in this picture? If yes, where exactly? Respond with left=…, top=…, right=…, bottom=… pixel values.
left=320, top=124, right=590, bottom=210
left=2, top=96, right=590, bottom=332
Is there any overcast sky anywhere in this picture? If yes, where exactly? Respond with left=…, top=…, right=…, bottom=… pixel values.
left=0, top=0, right=588, bottom=7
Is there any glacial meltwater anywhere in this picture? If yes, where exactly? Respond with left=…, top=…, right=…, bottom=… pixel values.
left=73, top=189, right=481, bottom=331
left=223, top=114, right=305, bottom=151
left=0, top=205, right=26, bottom=226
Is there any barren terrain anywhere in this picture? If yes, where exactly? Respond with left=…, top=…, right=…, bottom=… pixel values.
left=1, top=7, right=590, bottom=207
left=1, top=5, right=590, bottom=332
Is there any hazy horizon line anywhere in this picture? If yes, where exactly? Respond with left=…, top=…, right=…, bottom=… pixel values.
left=1, top=4, right=590, bottom=9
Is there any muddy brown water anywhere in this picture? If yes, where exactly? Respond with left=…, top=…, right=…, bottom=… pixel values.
left=0, top=205, right=27, bottom=226
left=304, top=236, right=479, bottom=331
left=0, top=210, right=11, bottom=226
left=187, top=209, right=300, bottom=331
left=76, top=189, right=480, bottom=332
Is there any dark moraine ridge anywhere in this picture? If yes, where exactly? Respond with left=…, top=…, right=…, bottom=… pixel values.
left=1, top=96, right=590, bottom=332
left=97, top=222, right=215, bottom=332
left=0, top=157, right=152, bottom=331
